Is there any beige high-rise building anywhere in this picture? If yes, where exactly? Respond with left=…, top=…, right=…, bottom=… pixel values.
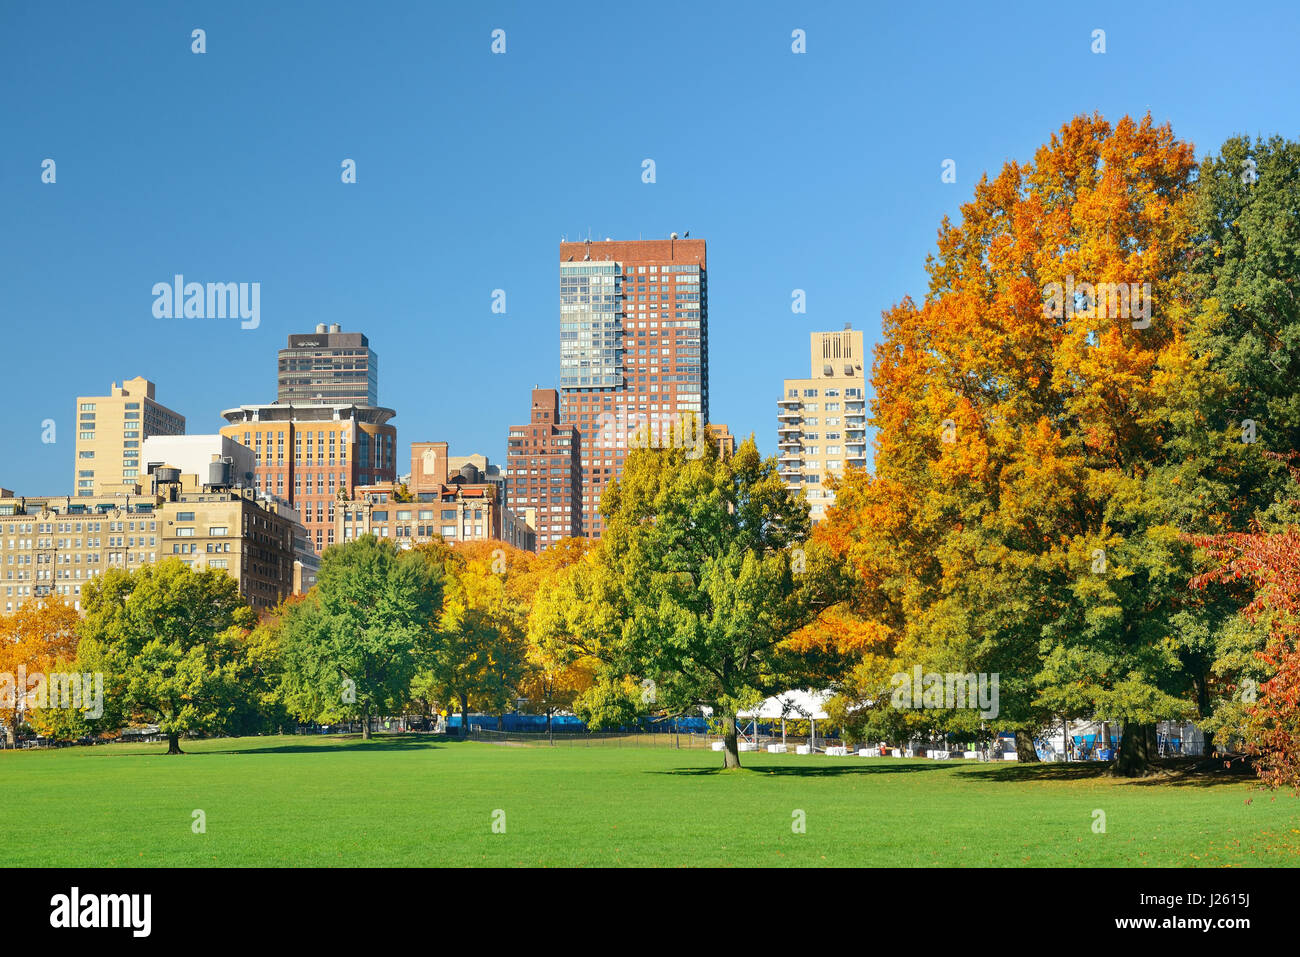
left=75, top=377, right=185, bottom=497
left=777, top=326, right=868, bottom=523
left=707, top=423, right=737, bottom=459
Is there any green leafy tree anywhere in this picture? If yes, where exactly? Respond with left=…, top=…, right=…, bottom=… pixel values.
left=81, top=560, right=257, bottom=754
left=281, top=535, right=443, bottom=739
left=1186, top=134, right=1300, bottom=460
left=571, top=675, right=641, bottom=731
left=416, top=542, right=529, bottom=736
left=550, top=435, right=849, bottom=768
left=1155, top=135, right=1300, bottom=750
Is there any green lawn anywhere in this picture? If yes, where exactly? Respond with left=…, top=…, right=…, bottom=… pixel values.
left=3, top=735, right=1297, bottom=867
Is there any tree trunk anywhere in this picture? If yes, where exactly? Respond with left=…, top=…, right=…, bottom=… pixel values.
left=460, top=694, right=469, bottom=738
left=722, top=714, right=741, bottom=769
left=360, top=705, right=371, bottom=741
left=1014, top=729, right=1039, bottom=763
left=166, top=731, right=183, bottom=755
left=1114, top=721, right=1157, bottom=776
left=1193, top=673, right=1215, bottom=756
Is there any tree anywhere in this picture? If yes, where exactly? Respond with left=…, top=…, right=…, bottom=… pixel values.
left=548, top=435, right=849, bottom=768
left=281, top=536, right=442, bottom=739
left=0, top=600, right=81, bottom=745
left=821, top=114, right=1203, bottom=771
left=1186, top=135, right=1300, bottom=459
left=520, top=538, right=598, bottom=732
left=571, top=675, right=641, bottom=731
left=81, top=560, right=257, bottom=754
left=224, top=599, right=296, bottom=736
left=1158, top=135, right=1300, bottom=750
left=1189, top=446, right=1300, bottom=789
left=416, top=541, right=530, bottom=736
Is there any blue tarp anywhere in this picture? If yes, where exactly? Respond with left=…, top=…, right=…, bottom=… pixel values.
left=444, top=714, right=710, bottom=734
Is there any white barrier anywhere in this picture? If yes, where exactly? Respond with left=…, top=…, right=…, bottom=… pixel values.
left=767, top=743, right=788, bottom=753
left=826, top=746, right=849, bottom=756
left=711, top=741, right=726, bottom=751
left=796, top=744, right=812, bottom=755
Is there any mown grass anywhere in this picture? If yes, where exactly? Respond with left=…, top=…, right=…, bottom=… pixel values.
left=3, top=735, right=1297, bottom=867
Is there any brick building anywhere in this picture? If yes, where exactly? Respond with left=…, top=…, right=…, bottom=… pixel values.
left=220, top=403, right=398, bottom=555
left=338, top=444, right=534, bottom=552
left=556, top=236, right=709, bottom=538
left=505, top=388, right=581, bottom=550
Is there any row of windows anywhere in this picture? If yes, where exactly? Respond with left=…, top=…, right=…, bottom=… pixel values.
left=367, top=509, right=484, bottom=521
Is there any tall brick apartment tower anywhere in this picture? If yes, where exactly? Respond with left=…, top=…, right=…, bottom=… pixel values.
left=505, top=388, right=581, bottom=549
left=557, top=236, right=708, bottom=539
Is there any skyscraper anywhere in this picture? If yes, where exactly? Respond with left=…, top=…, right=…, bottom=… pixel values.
left=277, top=324, right=378, bottom=406
left=74, top=377, right=186, bottom=496
left=557, top=236, right=708, bottom=538
left=777, top=326, right=868, bottom=523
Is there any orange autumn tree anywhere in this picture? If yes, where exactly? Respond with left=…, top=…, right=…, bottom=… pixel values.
left=821, top=114, right=1202, bottom=770
left=514, top=538, right=599, bottom=731
left=1188, top=451, right=1300, bottom=789
left=0, top=600, right=82, bottom=745
left=1190, top=525, right=1300, bottom=790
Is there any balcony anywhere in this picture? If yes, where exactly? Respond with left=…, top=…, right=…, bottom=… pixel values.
left=777, top=423, right=802, bottom=436
left=777, top=397, right=801, bottom=409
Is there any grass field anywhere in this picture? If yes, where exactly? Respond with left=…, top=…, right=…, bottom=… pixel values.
left=3, top=734, right=1298, bottom=867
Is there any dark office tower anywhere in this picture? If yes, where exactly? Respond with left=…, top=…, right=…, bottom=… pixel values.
left=277, top=324, right=379, bottom=406
left=557, top=236, right=708, bottom=539
left=505, top=388, right=582, bottom=551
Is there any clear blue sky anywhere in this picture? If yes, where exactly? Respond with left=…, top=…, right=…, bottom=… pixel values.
left=3, top=1, right=1298, bottom=494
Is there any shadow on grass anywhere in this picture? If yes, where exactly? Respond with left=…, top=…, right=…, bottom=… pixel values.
left=185, top=733, right=461, bottom=757
left=651, top=761, right=955, bottom=778
left=958, top=758, right=1254, bottom=789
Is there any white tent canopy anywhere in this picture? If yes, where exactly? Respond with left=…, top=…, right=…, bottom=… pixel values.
left=737, top=689, right=832, bottom=721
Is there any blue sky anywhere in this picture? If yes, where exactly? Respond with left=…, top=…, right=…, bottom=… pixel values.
left=3, top=1, right=1298, bottom=494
